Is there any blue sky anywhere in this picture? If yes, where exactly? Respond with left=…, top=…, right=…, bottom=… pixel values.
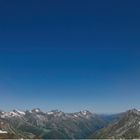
left=0, top=0, right=140, bottom=113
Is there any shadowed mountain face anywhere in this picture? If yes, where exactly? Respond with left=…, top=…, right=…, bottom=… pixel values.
left=90, top=109, right=140, bottom=139
left=0, top=108, right=140, bottom=139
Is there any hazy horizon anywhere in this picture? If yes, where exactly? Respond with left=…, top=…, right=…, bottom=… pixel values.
left=0, top=0, right=140, bottom=113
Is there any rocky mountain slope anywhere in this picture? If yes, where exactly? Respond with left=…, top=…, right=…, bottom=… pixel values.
left=0, top=108, right=140, bottom=139
left=90, top=109, right=140, bottom=139
left=0, top=108, right=107, bottom=139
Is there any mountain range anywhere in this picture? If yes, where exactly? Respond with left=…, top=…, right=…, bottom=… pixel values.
left=0, top=108, right=139, bottom=139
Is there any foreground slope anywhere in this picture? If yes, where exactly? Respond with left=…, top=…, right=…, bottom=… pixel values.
left=91, top=109, right=140, bottom=139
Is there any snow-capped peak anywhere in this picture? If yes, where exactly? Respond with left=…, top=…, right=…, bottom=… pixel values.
left=0, top=109, right=25, bottom=118
left=81, top=110, right=88, bottom=115
left=1, top=111, right=19, bottom=118
left=13, top=109, right=25, bottom=115
left=31, top=108, right=41, bottom=113
left=10, top=111, right=20, bottom=116
left=47, top=111, right=54, bottom=115
left=79, top=110, right=91, bottom=116
left=35, top=109, right=40, bottom=112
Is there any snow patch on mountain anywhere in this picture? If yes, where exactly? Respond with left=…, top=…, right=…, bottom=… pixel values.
left=0, top=109, right=25, bottom=118
left=74, top=114, right=78, bottom=118
left=35, top=109, right=40, bottom=112
left=47, top=111, right=54, bottom=115
left=1, top=112, right=18, bottom=118
left=0, top=130, right=7, bottom=134
left=31, top=108, right=41, bottom=113
left=13, top=109, right=25, bottom=115
left=81, top=110, right=88, bottom=115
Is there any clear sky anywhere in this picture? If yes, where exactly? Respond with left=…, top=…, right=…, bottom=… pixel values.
left=0, top=0, right=140, bottom=113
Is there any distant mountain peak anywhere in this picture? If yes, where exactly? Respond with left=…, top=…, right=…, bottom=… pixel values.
left=127, top=108, right=140, bottom=115
left=31, top=108, right=42, bottom=113
left=80, top=110, right=91, bottom=115
left=13, top=109, right=25, bottom=115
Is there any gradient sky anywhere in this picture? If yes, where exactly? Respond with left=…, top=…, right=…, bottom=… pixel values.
left=0, top=0, right=140, bottom=113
